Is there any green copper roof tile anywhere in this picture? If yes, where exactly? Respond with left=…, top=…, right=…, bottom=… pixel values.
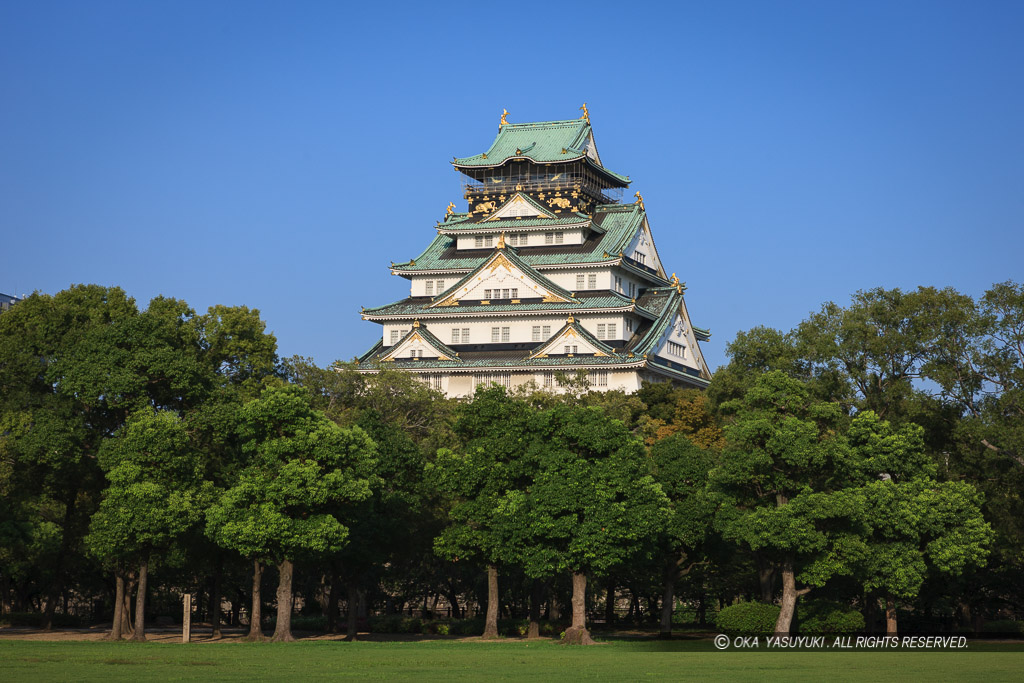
left=363, top=291, right=637, bottom=318
left=453, top=119, right=629, bottom=184
left=438, top=215, right=593, bottom=232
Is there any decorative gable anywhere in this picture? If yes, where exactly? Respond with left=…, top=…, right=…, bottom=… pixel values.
left=485, top=193, right=555, bottom=221
left=624, top=218, right=666, bottom=276
left=430, top=248, right=576, bottom=307
left=381, top=322, right=459, bottom=362
left=651, top=308, right=707, bottom=374
left=529, top=317, right=615, bottom=358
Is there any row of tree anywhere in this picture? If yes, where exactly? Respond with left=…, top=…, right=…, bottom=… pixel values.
left=0, top=282, right=1020, bottom=642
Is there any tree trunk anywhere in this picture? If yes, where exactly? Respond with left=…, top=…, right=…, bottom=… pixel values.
left=659, top=563, right=676, bottom=639
left=344, top=582, right=359, bottom=642
left=885, top=594, right=898, bottom=636
left=562, top=572, right=595, bottom=645
left=107, top=572, right=124, bottom=640
left=130, top=559, right=148, bottom=641
left=604, top=579, right=616, bottom=624
left=122, top=573, right=135, bottom=637
left=482, top=564, right=499, bottom=639
left=445, top=588, right=461, bottom=620
left=271, top=559, right=296, bottom=642
left=326, top=570, right=340, bottom=634
left=755, top=552, right=776, bottom=603
left=774, top=555, right=809, bottom=636
left=245, top=559, right=266, bottom=641
left=527, top=579, right=542, bottom=639
left=209, top=567, right=222, bottom=640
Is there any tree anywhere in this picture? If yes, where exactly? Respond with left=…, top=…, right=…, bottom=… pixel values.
left=847, top=412, right=992, bottom=634
left=648, top=434, right=716, bottom=637
left=710, top=371, right=867, bottom=635
left=86, top=409, right=209, bottom=640
left=205, top=384, right=377, bottom=642
left=430, top=386, right=538, bottom=639
left=521, top=404, right=669, bottom=644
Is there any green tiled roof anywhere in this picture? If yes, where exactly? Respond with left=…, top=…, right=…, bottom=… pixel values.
left=533, top=318, right=618, bottom=358
left=453, top=119, right=629, bottom=184
left=358, top=352, right=641, bottom=372
left=382, top=324, right=462, bottom=362
left=438, top=215, right=593, bottom=233
left=363, top=291, right=637, bottom=319
left=396, top=203, right=652, bottom=274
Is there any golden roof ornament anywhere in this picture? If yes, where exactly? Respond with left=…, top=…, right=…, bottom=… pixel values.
left=670, top=272, right=679, bottom=285
left=634, top=191, right=645, bottom=211
left=497, top=232, right=506, bottom=249
left=579, top=103, right=590, bottom=122
left=567, top=315, right=575, bottom=324
left=445, top=202, right=455, bottom=217
left=413, top=320, right=420, bottom=328
left=500, top=108, right=510, bottom=126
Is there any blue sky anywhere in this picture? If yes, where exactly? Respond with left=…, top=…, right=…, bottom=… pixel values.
left=2, top=1, right=1022, bottom=371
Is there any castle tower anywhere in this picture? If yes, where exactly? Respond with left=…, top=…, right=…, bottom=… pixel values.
left=356, top=110, right=711, bottom=397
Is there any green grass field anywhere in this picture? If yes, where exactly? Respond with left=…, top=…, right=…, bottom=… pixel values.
left=1, top=638, right=1023, bottom=681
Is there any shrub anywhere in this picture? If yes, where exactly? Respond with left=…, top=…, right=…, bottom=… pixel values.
left=367, top=615, right=422, bottom=634
left=981, top=620, right=1024, bottom=637
left=714, top=602, right=780, bottom=635
left=798, top=600, right=864, bottom=634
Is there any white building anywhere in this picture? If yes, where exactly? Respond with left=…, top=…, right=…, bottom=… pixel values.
left=357, top=111, right=711, bottom=398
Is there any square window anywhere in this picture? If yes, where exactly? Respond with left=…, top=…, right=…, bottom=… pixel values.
left=390, top=330, right=400, bottom=344
left=576, top=274, right=585, bottom=289
left=436, top=280, right=444, bottom=293
left=511, top=288, right=518, bottom=298
left=491, top=327, right=500, bottom=342
left=532, top=326, right=541, bottom=342
left=564, top=345, right=571, bottom=354
left=451, top=329, right=460, bottom=344
left=462, top=328, right=469, bottom=341
left=502, top=288, right=509, bottom=299
left=484, top=289, right=491, bottom=299
left=608, top=323, right=617, bottom=339
left=555, top=232, right=564, bottom=244
left=545, top=232, right=553, bottom=244
left=597, top=323, right=606, bottom=339
left=475, top=236, right=484, bottom=248
left=425, top=281, right=434, bottom=296
left=542, top=325, right=550, bottom=337
left=520, top=234, right=528, bottom=246
left=588, top=274, right=597, bottom=289
left=502, top=327, right=510, bottom=342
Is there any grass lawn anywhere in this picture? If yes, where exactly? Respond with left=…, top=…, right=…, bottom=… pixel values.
left=1, top=638, right=1023, bottom=681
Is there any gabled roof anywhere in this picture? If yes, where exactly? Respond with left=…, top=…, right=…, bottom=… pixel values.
left=438, top=215, right=594, bottom=234
left=483, top=193, right=554, bottom=220
left=428, top=245, right=576, bottom=308
left=528, top=316, right=618, bottom=359
left=379, top=322, right=461, bottom=362
left=453, top=119, right=629, bottom=185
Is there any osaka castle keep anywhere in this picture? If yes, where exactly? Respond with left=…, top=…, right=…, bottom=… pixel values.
left=356, top=107, right=711, bottom=398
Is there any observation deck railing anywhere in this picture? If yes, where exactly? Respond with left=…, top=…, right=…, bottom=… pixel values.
left=462, top=176, right=623, bottom=204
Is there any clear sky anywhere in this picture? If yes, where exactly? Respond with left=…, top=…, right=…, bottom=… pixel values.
left=2, top=1, right=1022, bottom=371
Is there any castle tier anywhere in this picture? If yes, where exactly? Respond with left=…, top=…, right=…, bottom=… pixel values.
left=356, top=111, right=711, bottom=397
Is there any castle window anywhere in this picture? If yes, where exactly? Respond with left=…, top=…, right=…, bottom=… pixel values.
left=474, top=372, right=511, bottom=389
left=590, top=370, right=608, bottom=387
left=608, top=323, right=617, bottom=339
left=635, top=252, right=646, bottom=265
left=542, top=372, right=554, bottom=388
left=451, top=329, right=460, bottom=344
left=492, top=327, right=500, bottom=342
left=502, top=327, right=510, bottom=342
left=576, top=274, right=584, bottom=289
left=614, top=276, right=622, bottom=293
left=436, top=280, right=444, bottom=293
left=391, top=330, right=400, bottom=344
left=425, top=281, right=434, bottom=296
left=502, top=288, right=510, bottom=299
left=462, top=328, right=469, bottom=341
left=545, top=232, right=554, bottom=244
left=555, top=232, right=564, bottom=244
left=511, top=288, right=518, bottom=298
left=542, top=325, right=551, bottom=337
left=485, top=235, right=494, bottom=247
left=475, top=236, right=484, bottom=248
left=626, top=319, right=633, bottom=333
left=597, top=324, right=606, bottom=339
left=588, top=273, right=597, bottom=289
left=668, top=341, right=685, bottom=358
left=532, top=326, right=541, bottom=342
left=519, top=234, right=528, bottom=246
left=484, top=289, right=492, bottom=299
